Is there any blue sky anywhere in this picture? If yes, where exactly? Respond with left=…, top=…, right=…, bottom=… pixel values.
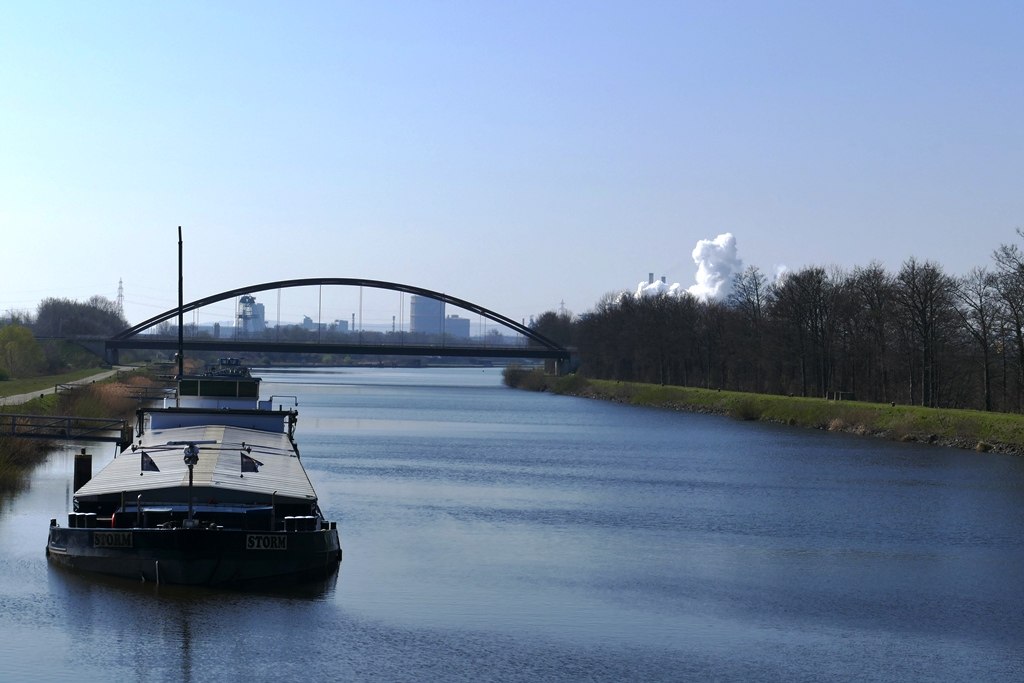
left=1, top=2, right=1021, bottom=328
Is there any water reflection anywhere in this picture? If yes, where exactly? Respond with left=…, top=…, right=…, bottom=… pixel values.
left=46, top=560, right=340, bottom=602
left=1, top=368, right=1022, bottom=682
left=43, top=555, right=340, bottom=683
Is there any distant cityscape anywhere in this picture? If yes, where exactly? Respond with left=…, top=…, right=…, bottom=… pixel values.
left=157, top=294, right=514, bottom=343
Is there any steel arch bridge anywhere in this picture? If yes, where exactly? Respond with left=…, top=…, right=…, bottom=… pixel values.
left=105, top=278, right=570, bottom=368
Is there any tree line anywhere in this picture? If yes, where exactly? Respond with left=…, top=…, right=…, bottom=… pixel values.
left=0, top=296, right=126, bottom=379
left=531, top=232, right=1024, bottom=413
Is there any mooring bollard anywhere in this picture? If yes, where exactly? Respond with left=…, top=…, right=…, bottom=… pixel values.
left=73, top=448, right=92, bottom=491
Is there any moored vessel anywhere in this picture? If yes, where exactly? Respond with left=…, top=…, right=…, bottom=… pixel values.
left=46, top=360, right=342, bottom=586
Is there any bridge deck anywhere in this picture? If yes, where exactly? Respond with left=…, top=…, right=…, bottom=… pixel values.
left=106, top=338, right=570, bottom=361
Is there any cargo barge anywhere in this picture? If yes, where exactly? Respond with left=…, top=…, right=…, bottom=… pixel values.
left=46, top=359, right=341, bottom=586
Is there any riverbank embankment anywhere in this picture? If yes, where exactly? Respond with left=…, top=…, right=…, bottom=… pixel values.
left=505, top=369, right=1024, bottom=456
left=0, top=367, right=162, bottom=492
left=0, top=367, right=123, bottom=407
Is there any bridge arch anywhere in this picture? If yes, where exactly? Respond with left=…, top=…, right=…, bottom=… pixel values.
left=113, top=278, right=566, bottom=354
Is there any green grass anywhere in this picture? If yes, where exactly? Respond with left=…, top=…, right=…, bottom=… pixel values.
left=508, top=370, right=1024, bottom=455
left=0, top=367, right=109, bottom=399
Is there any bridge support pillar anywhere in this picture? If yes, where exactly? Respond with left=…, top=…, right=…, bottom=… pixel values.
left=552, top=351, right=579, bottom=376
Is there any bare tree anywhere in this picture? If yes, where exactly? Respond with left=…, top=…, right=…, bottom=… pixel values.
left=893, top=258, right=956, bottom=407
left=992, top=232, right=1024, bottom=409
left=770, top=267, right=839, bottom=397
left=728, top=265, right=771, bottom=392
left=848, top=262, right=896, bottom=402
left=953, top=267, right=1001, bottom=411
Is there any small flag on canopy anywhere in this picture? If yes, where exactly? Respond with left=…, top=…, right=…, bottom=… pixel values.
left=241, top=452, right=263, bottom=474
left=141, top=451, right=159, bottom=473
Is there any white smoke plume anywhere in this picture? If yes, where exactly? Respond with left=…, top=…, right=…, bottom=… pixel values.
left=687, top=233, right=742, bottom=302
left=622, top=233, right=743, bottom=304
left=634, top=276, right=684, bottom=299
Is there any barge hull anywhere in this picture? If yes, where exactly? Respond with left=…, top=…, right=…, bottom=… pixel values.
left=47, top=526, right=341, bottom=586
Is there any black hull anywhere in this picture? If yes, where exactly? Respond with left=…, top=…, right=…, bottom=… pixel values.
left=47, top=526, right=342, bottom=587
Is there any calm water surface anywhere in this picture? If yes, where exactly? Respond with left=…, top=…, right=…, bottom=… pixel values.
left=1, top=367, right=1022, bottom=681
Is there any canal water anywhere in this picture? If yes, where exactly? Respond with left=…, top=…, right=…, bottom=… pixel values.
left=1, top=367, right=1022, bottom=682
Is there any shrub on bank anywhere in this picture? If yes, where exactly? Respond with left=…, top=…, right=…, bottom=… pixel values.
left=0, top=433, right=53, bottom=493
left=552, top=373, right=590, bottom=395
left=727, top=397, right=763, bottom=421
left=56, top=382, right=138, bottom=419
left=502, top=366, right=550, bottom=391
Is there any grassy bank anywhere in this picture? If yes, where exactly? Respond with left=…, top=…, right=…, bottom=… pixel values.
left=0, top=369, right=162, bottom=493
left=504, top=368, right=1024, bottom=455
left=0, top=367, right=110, bottom=399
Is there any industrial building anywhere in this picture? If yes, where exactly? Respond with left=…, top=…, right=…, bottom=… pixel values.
left=410, top=295, right=444, bottom=334
left=236, top=294, right=266, bottom=335
left=410, top=295, right=470, bottom=338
